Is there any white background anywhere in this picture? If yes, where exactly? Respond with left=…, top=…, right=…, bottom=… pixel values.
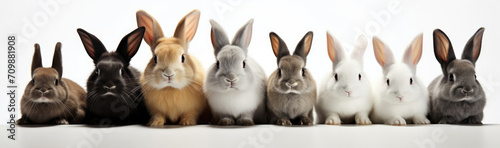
left=1, top=0, right=500, bottom=124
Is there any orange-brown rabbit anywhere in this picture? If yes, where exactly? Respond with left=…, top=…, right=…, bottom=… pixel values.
left=136, top=10, right=208, bottom=126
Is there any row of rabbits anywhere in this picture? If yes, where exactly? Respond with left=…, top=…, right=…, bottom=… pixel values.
left=17, top=9, right=486, bottom=126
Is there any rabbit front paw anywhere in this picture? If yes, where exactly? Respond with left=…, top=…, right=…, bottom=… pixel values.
left=356, top=117, right=372, bottom=125
left=413, top=117, right=430, bottom=125
left=300, top=117, right=313, bottom=125
left=179, top=118, right=196, bottom=126
left=218, top=118, right=235, bottom=126
left=276, top=118, right=292, bottom=126
left=325, top=117, right=341, bottom=125
left=387, top=117, right=406, bottom=126
left=55, top=119, right=69, bottom=125
left=236, top=118, right=254, bottom=126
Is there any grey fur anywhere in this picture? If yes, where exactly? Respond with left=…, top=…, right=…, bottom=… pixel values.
left=428, top=28, right=486, bottom=124
left=267, top=32, right=316, bottom=125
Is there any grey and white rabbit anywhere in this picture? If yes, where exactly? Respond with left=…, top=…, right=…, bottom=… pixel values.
left=267, top=32, right=316, bottom=126
left=204, top=19, right=267, bottom=126
left=428, top=28, right=486, bottom=124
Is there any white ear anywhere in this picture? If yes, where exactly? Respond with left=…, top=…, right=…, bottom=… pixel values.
left=373, top=36, right=395, bottom=69
left=403, top=33, right=423, bottom=70
left=326, top=32, right=346, bottom=68
left=350, top=35, right=368, bottom=63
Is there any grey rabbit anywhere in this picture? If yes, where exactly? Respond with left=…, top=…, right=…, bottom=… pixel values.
left=428, top=28, right=486, bottom=124
left=267, top=31, right=316, bottom=126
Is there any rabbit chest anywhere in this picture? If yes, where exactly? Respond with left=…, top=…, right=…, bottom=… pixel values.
left=269, top=92, right=315, bottom=119
left=207, top=88, right=263, bottom=117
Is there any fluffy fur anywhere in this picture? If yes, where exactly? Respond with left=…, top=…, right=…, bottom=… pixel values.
left=204, top=19, right=267, bottom=126
left=428, top=28, right=486, bottom=124
left=316, top=33, right=373, bottom=125
left=370, top=34, right=430, bottom=125
left=17, top=43, right=86, bottom=125
left=267, top=32, right=316, bottom=126
left=137, top=10, right=209, bottom=126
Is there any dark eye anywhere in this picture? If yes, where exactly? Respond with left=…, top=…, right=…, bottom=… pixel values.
left=154, top=55, right=158, bottom=63
left=302, top=68, right=306, bottom=76
left=334, top=73, right=338, bottom=81
left=181, top=54, right=185, bottom=63
left=119, top=69, right=123, bottom=76
left=216, top=61, right=220, bottom=69
left=243, top=61, right=246, bottom=68
left=449, top=74, right=454, bottom=82
left=358, top=74, right=362, bottom=81
left=410, top=77, right=413, bottom=85
left=278, top=68, right=282, bottom=77
left=475, top=75, right=477, bottom=79
left=31, top=79, right=35, bottom=85
left=386, top=79, right=390, bottom=86
left=55, top=79, right=59, bottom=86
left=95, top=69, right=100, bottom=75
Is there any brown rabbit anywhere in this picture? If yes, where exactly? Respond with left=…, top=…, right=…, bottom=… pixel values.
left=17, top=43, right=86, bottom=125
left=136, top=10, right=209, bottom=126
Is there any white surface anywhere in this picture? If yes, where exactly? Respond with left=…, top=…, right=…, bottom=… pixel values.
left=1, top=125, right=500, bottom=148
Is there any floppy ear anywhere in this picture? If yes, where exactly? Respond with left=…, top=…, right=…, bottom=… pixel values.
left=136, top=10, right=165, bottom=52
left=77, top=28, right=107, bottom=64
left=350, top=35, right=368, bottom=63
left=232, top=19, right=254, bottom=55
left=173, top=9, right=201, bottom=51
left=52, top=42, right=63, bottom=79
left=462, top=27, right=484, bottom=65
left=433, top=29, right=456, bottom=74
left=32, top=43, right=43, bottom=76
left=372, top=37, right=395, bottom=69
left=293, top=31, right=313, bottom=63
left=209, top=19, right=230, bottom=57
left=403, top=33, right=423, bottom=71
left=269, top=32, right=290, bottom=64
left=116, top=27, right=145, bottom=65
left=326, top=32, right=346, bottom=68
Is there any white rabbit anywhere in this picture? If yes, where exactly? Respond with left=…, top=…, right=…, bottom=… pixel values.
left=316, top=32, right=373, bottom=125
left=204, top=19, right=267, bottom=125
left=370, top=34, right=430, bottom=125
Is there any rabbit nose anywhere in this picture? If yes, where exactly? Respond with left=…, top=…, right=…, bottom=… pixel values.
left=225, top=78, right=238, bottom=82
left=103, top=85, right=116, bottom=90
left=162, top=71, right=175, bottom=80
left=462, top=88, right=474, bottom=95
left=225, top=73, right=238, bottom=82
left=38, top=88, right=49, bottom=94
left=285, top=82, right=298, bottom=87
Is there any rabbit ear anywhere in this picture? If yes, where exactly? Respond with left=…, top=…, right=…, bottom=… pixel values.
left=433, top=29, right=456, bottom=74
left=52, top=42, right=63, bottom=79
left=136, top=10, right=165, bottom=52
left=116, top=27, right=145, bottom=64
left=373, top=37, right=395, bottom=69
left=293, top=31, right=313, bottom=63
left=350, top=35, right=368, bottom=63
left=326, top=32, right=346, bottom=68
left=32, top=44, right=43, bottom=76
left=462, top=27, right=484, bottom=65
left=209, top=19, right=230, bottom=56
left=173, top=9, right=200, bottom=51
left=77, top=28, right=107, bottom=64
left=232, top=19, right=254, bottom=55
left=403, top=33, right=423, bottom=70
left=269, top=32, right=290, bottom=64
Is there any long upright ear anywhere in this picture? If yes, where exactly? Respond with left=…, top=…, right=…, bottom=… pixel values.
left=32, top=44, right=43, bottom=76
left=433, top=29, right=456, bottom=74
left=326, top=32, right=346, bottom=68
left=116, top=27, right=145, bottom=65
left=232, top=19, right=254, bottom=55
left=77, top=28, right=107, bottom=64
left=293, top=31, right=313, bottom=63
left=462, top=27, right=484, bottom=65
left=373, top=37, right=395, bottom=69
left=350, top=35, right=368, bottom=63
left=269, top=32, right=290, bottom=64
left=403, top=33, right=423, bottom=71
left=209, top=19, right=230, bottom=57
left=136, top=10, right=165, bottom=51
left=52, top=42, right=63, bottom=79
left=173, top=9, right=201, bottom=51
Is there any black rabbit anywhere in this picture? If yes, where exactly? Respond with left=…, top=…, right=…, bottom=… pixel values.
left=77, top=27, right=150, bottom=125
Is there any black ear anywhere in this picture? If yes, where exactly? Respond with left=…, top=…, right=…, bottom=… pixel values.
left=77, top=28, right=107, bottom=64
left=32, top=43, right=43, bottom=76
left=269, top=32, right=290, bottom=65
left=293, top=31, right=313, bottom=64
left=117, top=27, right=145, bottom=65
left=433, top=29, right=456, bottom=74
left=52, top=42, right=63, bottom=79
left=462, top=27, right=484, bottom=65
left=209, top=19, right=230, bottom=57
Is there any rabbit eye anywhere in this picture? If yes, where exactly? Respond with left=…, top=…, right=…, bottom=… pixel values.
left=181, top=54, right=185, bottom=63
left=449, top=74, right=455, bottom=82
left=475, top=75, right=477, bottom=79
left=216, top=61, right=220, bottom=69
left=154, top=55, right=158, bottom=63
left=31, top=79, right=35, bottom=85
left=243, top=61, right=246, bottom=68
left=386, top=79, right=390, bottom=86
left=55, top=79, right=59, bottom=86
left=410, top=77, right=413, bottom=85
left=358, top=74, right=362, bottom=81
left=301, top=68, right=305, bottom=76
left=334, top=73, right=338, bottom=81
left=95, top=69, right=100, bottom=75
left=119, top=69, right=123, bottom=76
left=278, top=68, right=282, bottom=77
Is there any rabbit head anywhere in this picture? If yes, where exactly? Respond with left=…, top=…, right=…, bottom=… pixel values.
left=432, top=28, right=485, bottom=102
left=269, top=31, right=314, bottom=94
left=373, top=34, right=425, bottom=103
